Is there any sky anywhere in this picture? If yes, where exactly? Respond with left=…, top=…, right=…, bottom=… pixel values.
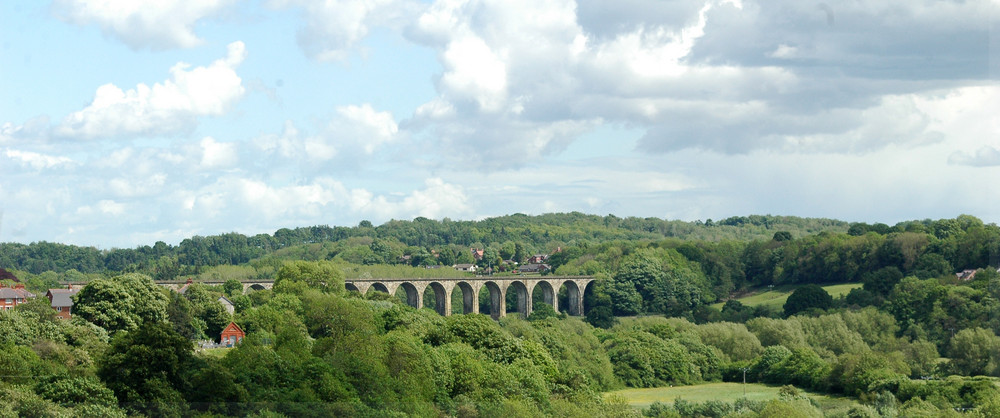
left=1, top=0, right=998, bottom=249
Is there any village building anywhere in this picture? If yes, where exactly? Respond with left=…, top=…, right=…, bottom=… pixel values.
left=471, top=248, right=484, bottom=260
left=218, top=296, right=235, bottom=315
left=527, top=254, right=549, bottom=264
left=517, top=263, right=551, bottom=274
left=220, top=322, right=245, bottom=347
left=46, top=287, right=81, bottom=319
left=453, top=263, right=478, bottom=272
left=0, top=283, right=34, bottom=310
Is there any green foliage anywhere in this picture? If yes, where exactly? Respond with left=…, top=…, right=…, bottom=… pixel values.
left=947, top=327, right=1000, bottom=376
left=275, top=260, right=344, bottom=293
left=97, top=321, right=197, bottom=416
left=73, top=273, right=168, bottom=335
left=783, top=284, right=832, bottom=317
left=694, top=322, right=762, bottom=362
left=34, top=374, right=117, bottom=406
left=602, top=318, right=721, bottom=388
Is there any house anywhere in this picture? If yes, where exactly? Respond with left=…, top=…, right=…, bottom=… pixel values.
left=0, top=283, right=35, bottom=310
left=220, top=322, right=245, bottom=347
left=218, top=296, right=235, bottom=315
left=46, top=286, right=81, bottom=319
left=471, top=249, right=484, bottom=260
left=527, top=254, right=549, bottom=264
left=517, top=264, right=550, bottom=274
left=957, top=269, right=978, bottom=281
left=454, top=264, right=478, bottom=272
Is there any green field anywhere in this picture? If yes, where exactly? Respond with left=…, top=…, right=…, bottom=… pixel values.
left=606, top=382, right=858, bottom=413
left=711, top=283, right=862, bottom=310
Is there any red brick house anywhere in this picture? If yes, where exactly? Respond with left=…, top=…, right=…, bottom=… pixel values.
left=0, top=283, right=34, bottom=311
left=46, top=287, right=81, bottom=319
left=220, top=322, right=245, bottom=347
left=527, top=254, right=549, bottom=264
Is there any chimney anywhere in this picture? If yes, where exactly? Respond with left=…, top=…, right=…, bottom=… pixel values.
left=14, top=283, right=24, bottom=289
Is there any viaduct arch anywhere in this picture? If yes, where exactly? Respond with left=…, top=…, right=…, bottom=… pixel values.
left=344, top=276, right=595, bottom=318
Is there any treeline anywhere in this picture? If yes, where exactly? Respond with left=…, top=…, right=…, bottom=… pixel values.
left=0, top=213, right=848, bottom=277
left=6, top=263, right=1000, bottom=416
left=552, top=215, right=1000, bottom=321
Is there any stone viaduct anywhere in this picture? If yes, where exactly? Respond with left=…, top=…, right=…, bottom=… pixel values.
left=343, top=276, right=595, bottom=319
left=73, top=275, right=595, bottom=319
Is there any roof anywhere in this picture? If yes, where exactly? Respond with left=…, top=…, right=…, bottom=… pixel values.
left=217, top=295, right=233, bottom=305
left=221, top=322, right=244, bottom=335
left=0, top=287, right=35, bottom=299
left=47, top=288, right=80, bottom=307
left=518, top=263, right=551, bottom=272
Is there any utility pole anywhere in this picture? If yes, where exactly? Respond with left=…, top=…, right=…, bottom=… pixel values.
left=741, top=367, right=749, bottom=397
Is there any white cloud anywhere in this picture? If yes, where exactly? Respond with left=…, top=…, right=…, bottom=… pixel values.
left=3, top=149, right=74, bottom=169
left=439, top=36, right=509, bottom=112
left=333, top=104, right=399, bottom=154
left=56, top=42, right=247, bottom=140
left=54, top=0, right=235, bottom=50
left=108, top=174, right=168, bottom=197
left=199, top=137, right=239, bottom=169
left=180, top=176, right=472, bottom=226
left=271, top=0, right=416, bottom=61
left=76, top=199, right=125, bottom=216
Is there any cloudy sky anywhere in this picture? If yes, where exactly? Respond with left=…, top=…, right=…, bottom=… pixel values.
left=1, top=0, right=998, bottom=248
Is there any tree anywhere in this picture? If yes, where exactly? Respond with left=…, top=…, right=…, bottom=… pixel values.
left=585, top=306, right=616, bottom=329
left=773, top=231, right=793, bottom=242
left=863, top=267, right=903, bottom=297
left=73, top=273, right=168, bottom=334
left=783, top=285, right=832, bottom=317
left=948, top=327, right=1000, bottom=376
left=98, top=321, right=197, bottom=416
left=222, top=279, right=243, bottom=297
left=275, top=260, right=344, bottom=294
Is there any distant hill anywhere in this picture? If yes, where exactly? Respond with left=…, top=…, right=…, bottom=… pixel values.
left=0, top=213, right=850, bottom=276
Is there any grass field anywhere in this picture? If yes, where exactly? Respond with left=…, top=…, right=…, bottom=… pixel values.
left=606, top=382, right=859, bottom=413
left=196, top=347, right=232, bottom=359
left=711, top=283, right=862, bottom=310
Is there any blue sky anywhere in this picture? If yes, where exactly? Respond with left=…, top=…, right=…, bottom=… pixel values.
left=1, top=0, right=998, bottom=248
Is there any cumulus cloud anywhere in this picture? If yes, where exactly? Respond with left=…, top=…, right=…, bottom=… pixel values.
left=198, top=137, right=239, bottom=169
left=250, top=105, right=399, bottom=174
left=183, top=175, right=471, bottom=226
left=330, top=104, right=399, bottom=154
left=54, top=0, right=235, bottom=50
left=3, top=149, right=74, bottom=169
left=55, top=42, right=247, bottom=140
left=401, top=0, right=991, bottom=163
left=271, top=0, right=418, bottom=61
left=108, top=174, right=168, bottom=198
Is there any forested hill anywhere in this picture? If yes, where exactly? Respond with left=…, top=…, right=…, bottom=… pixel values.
left=1, top=213, right=847, bottom=275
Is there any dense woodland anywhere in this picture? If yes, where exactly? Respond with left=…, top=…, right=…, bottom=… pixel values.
left=2, top=213, right=1000, bottom=417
